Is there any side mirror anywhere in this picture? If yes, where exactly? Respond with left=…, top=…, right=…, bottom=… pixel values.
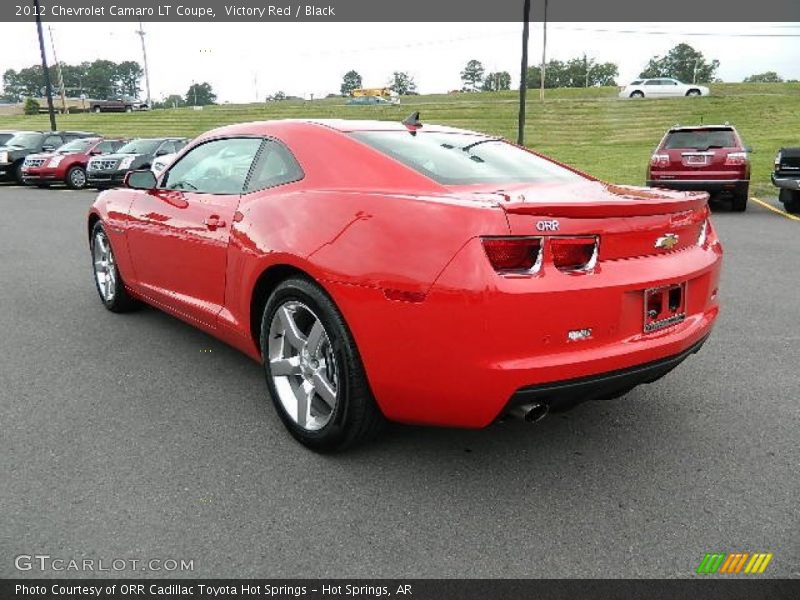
left=42, top=145, right=54, bottom=152
left=89, top=149, right=103, bottom=155
left=155, top=149, right=169, bottom=156
left=125, top=169, right=157, bottom=190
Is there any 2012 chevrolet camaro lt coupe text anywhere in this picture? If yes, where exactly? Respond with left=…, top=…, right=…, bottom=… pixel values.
left=87, top=117, right=723, bottom=450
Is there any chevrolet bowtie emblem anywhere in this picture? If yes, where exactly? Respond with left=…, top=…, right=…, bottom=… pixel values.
left=655, top=233, right=679, bottom=250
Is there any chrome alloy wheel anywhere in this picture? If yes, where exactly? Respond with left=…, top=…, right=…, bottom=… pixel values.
left=268, top=301, right=339, bottom=431
left=70, top=168, right=86, bottom=188
left=92, top=230, right=116, bottom=302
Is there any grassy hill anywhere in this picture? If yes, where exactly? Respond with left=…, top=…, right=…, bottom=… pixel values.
left=2, top=82, right=798, bottom=195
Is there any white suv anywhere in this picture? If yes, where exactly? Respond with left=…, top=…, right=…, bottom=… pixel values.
left=619, top=78, right=709, bottom=99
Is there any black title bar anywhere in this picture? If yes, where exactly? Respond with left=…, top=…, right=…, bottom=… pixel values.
left=3, top=0, right=800, bottom=22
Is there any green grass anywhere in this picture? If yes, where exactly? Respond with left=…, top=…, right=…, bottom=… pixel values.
left=2, top=82, right=798, bottom=195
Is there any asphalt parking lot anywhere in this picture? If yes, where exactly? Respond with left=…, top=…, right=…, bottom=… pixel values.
left=1, top=185, right=798, bottom=579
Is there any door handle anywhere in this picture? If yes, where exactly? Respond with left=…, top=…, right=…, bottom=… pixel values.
left=203, top=216, right=226, bottom=230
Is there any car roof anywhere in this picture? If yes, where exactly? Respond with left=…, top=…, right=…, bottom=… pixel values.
left=668, top=125, right=736, bottom=132
left=198, top=119, right=487, bottom=138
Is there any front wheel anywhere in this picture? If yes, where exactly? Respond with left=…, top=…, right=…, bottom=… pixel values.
left=90, top=221, right=139, bottom=312
left=66, top=166, right=87, bottom=190
left=125, top=106, right=133, bottom=113
left=93, top=106, right=102, bottom=113
left=630, top=91, right=644, bottom=98
left=260, top=277, right=383, bottom=451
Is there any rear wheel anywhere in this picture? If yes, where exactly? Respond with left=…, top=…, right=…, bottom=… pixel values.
left=125, top=106, right=133, bottom=113
left=731, top=189, right=748, bottom=212
left=630, top=91, right=644, bottom=98
left=780, top=188, right=800, bottom=214
left=66, top=166, right=87, bottom=190
left=260, top=277, right=383, bottom=451
left=90, top=221, right=139, bottom=312
left=686, top=89, right=701, bottom=96
left=93, top=105, right=101, bottom=113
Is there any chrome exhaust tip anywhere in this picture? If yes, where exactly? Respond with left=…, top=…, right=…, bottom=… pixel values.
left=508, top=402, right=549, bottom=423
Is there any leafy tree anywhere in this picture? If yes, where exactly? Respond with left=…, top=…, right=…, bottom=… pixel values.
left=23, top=98, right=40, bottom=115
left=340, top=70, right=362, bottom=96
left=151, top=94, right=185, bottom=109
left=460, top=59, right=485, bottom=91
left=563, top=55, right=618, bottom=87
left=388, top=71, right=416, bottom=95
left=481, top=71, right=511, bottom=91
left=116, top=61, right=144, bottom=97
left=743, top=71, right=783, bottom=83
left=185, top=82, right=216, bottom=106
left=639, top=43, right=719, bottom=83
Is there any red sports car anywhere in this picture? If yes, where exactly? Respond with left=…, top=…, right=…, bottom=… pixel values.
left=87, top=116, right=723, bottom=450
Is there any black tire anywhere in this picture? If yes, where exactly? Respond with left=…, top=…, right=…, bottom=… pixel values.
left=66, top=165, right=87, bottom=190
left=13, top=161, right=25, bottom=184
left=125, top=106, right=133, bottom=113
left=90, top=221, right=140, bottom=313
left=93, top=105, right=102, bottom=113
left=630, top=91, right=644, bottom=98
left=731, top=190, right=748, bottom=212
left=686, top=89, right=701, bottom=97
left=260, top=277, right=384, bottom=451
left=780, top=189, right=800, bottom=214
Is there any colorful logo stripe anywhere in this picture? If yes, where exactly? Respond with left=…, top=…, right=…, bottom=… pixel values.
left=697, top=552, right=773, bottom=574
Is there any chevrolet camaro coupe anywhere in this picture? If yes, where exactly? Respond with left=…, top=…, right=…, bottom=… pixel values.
left=88, top=116, right=723, bottom=450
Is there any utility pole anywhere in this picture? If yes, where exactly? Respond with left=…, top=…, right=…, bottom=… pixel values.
left=34, top=0, right=57, bottom=130
left=540, top=0, right=548, bottom=103
left=517, top=0, right=531, bottom=145
left=136, top=20, right=151, bottom=106
left=48, top=27, right=68, bottom=114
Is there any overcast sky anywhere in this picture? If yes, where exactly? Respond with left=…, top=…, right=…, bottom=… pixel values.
left=2, top=22, right=799, bottom=101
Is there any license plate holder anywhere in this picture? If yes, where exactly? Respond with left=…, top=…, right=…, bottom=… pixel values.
left=685, top=154, right=708, bottom=166
left=644, top=283, right=687, bottom=333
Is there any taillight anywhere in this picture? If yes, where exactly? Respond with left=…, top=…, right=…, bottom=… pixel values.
left=550, top=237, right=598, bottom=272
left=724, top=152, right=748, bottom=166
left=481, top=237, right=542, bottom=273
left=650, top=154, right=670, bottom=168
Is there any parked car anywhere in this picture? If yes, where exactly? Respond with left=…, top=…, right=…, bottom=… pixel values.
left=0, top=130, right=97, bottom=183
left=772, top=148, right=800, bottom=214
left=87, top=117, right=722, bottom=450
left=21, top=137, right=127, bottom=189
left=346, top=96, right=395, bottom=105
left=89, top=96, right=149, bottom=113
left=647, top=124, right=750, bottom=211
left=619, top=78, right=709, bottom=99
left=86, top=137, right=188, bottom=189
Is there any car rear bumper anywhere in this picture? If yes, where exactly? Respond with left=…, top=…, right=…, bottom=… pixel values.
left=771, top=175, right=800, bottom=190
left=647, top=179, right=748, bottom=194
left=506, top=334, right=708, bottom=411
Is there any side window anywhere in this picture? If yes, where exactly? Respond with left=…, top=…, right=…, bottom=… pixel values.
left=43, top=135, right=63, bottom=148
left=94, top=141, right=115, bottom=153
left=157, top=141, right=177, bottom=155
left=245, top=139, right=304, bottom=192
left=161, top=137, right=262, bottom=195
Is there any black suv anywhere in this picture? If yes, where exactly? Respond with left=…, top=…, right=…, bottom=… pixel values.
left=86, top=137, right=188, bottom=189
left=0, top=130, right=97, bottom=183
left=772, top=147, right=800, bottom=214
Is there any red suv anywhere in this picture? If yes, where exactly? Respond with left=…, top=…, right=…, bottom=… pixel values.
left=647, top=124, right=751, bottom=211
left=22, top=137, right=126, bottom=190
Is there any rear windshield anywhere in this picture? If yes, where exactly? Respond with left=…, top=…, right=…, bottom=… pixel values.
left=351, top=131, right=584, bottom=185
left=663, top=129, right=737, bottom=150
left=117, top=139, right=160, bottom=155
